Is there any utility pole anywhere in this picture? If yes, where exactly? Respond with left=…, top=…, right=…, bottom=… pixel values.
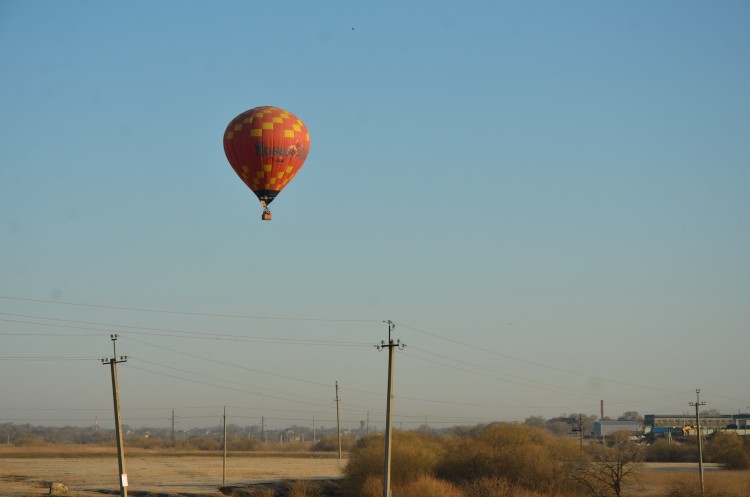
left=171, top=410, right=175, bottom=444
left=101, top=334, right=128, bottom=497
left=690, top=389, right=707, bottom=497
left=222, top=406, right=227, bottom=486
left=261, top=416, right=265, bottom=444
left=366, top=410, right=370, bottom=435
left=571, top=414, right=584, bottom=447
left=335, top=381, right=342, bottom=460
left=312, top=415, right=316, bottom=444
left=375, top=320, right=405, bottom=497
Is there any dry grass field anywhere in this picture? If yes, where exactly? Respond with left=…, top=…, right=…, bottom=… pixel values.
left=3, top=446, right=750, bottom=497
left=626, top=464, right=750, bottom=497
left=0, top=445, right=346, bottom=497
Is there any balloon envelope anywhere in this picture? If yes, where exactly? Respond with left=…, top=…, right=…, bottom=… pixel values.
left=223, top=106, right=310, bottom=206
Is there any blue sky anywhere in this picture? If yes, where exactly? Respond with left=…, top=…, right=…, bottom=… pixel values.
left=1, top=1, right=748, bottom=431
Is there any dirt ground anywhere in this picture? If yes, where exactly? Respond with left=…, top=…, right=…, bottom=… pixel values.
left=0, top=446, right=346, bottom=497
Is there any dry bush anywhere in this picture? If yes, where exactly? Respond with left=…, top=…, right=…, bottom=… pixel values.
left=230, top=489, right=276, bottom=497
left=394, top=474, right=465, bottom=497
left=343, top=432, right=444, bottom=496
left=312, top=434, right=356, bottom=453
left=288, top=480, right=324, bottom=497
left=227, top=437, right=261, bottom=451
left=437, top=423, right=575, bottom=494
left=13, top=436, right=46, bottom=447
left=646, top=438, right=697, bottom=463
left=462, top=476, right=555, bottom=497
left=662, top=477, right=750, bottom=497
left=462, top=476, right=513, bottom=497
left=706, top=433, right=750, bottom=470
left=358, top=474, right=382, bottom=497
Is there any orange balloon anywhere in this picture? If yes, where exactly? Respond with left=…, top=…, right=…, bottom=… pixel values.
left=223, top=106, right=310, bottom=213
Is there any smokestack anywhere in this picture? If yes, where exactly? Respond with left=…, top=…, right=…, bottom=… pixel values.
left=601, top=400, right=604, bottom=420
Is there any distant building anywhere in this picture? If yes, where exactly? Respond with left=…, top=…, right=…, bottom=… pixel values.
left=644, top=414, right=750, bottom=431
left=592, top=420, right=641, bottom=437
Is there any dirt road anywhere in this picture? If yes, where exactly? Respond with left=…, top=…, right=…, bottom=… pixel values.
left=0, top=447, right=346, bottom=496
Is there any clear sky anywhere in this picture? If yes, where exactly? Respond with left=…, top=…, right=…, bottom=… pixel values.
left=1, top=1, right=748, bottom=431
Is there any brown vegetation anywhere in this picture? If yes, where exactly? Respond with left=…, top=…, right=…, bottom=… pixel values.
left=343, top=426, right=750, bottom=497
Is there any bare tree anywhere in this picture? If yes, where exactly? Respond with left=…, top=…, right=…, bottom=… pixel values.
left=567, top=431, right=644, bottom=497
left=617, top=411, right=643, bottom=423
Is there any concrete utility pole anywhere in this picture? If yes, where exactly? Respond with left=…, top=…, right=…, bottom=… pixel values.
left=335, top=381, right=342, bottom=460
left=222, top=406, right=227, bottom=486
left=101, top=334, right=128, bottom=497
left=376, top=320, right=405, bottom=497
left=690, top=389, right=707, bottom=497
left=573, top=414, right=584, bottom=447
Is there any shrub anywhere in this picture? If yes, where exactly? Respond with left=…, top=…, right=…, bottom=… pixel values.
left=645, top=438, right=696, bottom=463
left=395, top=474, right=465, bottom=497
left=312, top=434, right=355, bottom=453
left=343, top=432, right=444, bottom=496
left=462, top=477, right=554, bottom=497
left=228, top=437, right=261, bottom=451
left=437, top=423, right=574, bottom=493
left=662, top=480, right=743, bottom=497
left=358, top=475, right=382, bottom=497
left=14, top=436, right=46, bottom=447
left=193, top=436, right=220, bottom=451
left=706, top=432, right=750, bottom=470
left=288, top=480, right=325, bottom=497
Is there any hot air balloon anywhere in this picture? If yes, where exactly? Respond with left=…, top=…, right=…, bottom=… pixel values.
left=223, top=106, right=310, bottom=220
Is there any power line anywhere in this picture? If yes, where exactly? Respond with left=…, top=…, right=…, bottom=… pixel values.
left=0, top=313, right=370, bottom=346
left=0, top=295, right=381, bottom=323
left=124, top=363, right=335, bottom=410
left=121, top=335, right=335, bottom=390
left=403, top=346, right=608, bottom=401
left=0, top=356, right=99, bottom=361
left=396, top=321, right=686, bottom=394
left=130, top=357, right=333, bottom=407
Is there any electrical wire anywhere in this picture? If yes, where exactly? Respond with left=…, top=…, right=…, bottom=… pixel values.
left=0, top=295, right=381, bottom=323
left=0, top=313, right=371, bottom=346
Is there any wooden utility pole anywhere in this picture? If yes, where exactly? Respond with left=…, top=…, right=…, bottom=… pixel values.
left=101, top=334, right=128, bottom=497
left=690, top=389, right=707, bottom=497
left=335, top=382, right=342, bottom=460
left=171, top=410, right=175, bottom=443
left=376, top=320, right=405, bottom=497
